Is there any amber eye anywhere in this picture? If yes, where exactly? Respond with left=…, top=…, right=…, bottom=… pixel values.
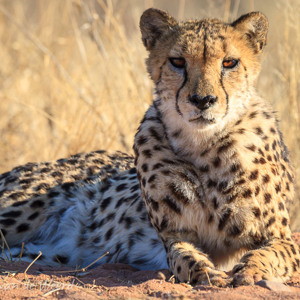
left=222, top=59, right=239, bottom=69
left=169, top=57, right=186, bottom=69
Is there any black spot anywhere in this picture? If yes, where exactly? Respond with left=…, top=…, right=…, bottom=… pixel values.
left=237, top=128, right=245, bottom=134
left=282, top=218, right=288, bottom=226
left=212, top=157, right=221, bottom=168
left=30, top=200, right=45, bottom=208
left=55, top=255, right=69, bottom=264
left=9, top=192, right=26, bottom=200
left=2, top=211, right=22, bottom=218
left=287, top=172, right=293, bottom=183
left=217, top=140, right=235, bottom=153
left=105, top=228, right=114, bottom=241
left=255, top=186, right=260, bottom=196
left=159, top=217, right=168, bottom=231
left=278, top=202, right=285, bottom=211
left=61, top=182, right=75, bottom=191
left=163, top=196, right=181, bottom=214
left=116, top=183, right=127, bottom=192
left=16, top=223, right=30, bottom=233
left=199, top=165, right=210, bottom=172
left=266, top=216, right=276, bottom=227
left=246, top=144, right=256, bottom=152
left=270, top=127, right=276, bottom=134
left=19, top=178, right=36, bottom=185
left=207, top=179, right=217, bottom=188
left=136, top=201, right=144, bottom=212
left=264, top=193, right=272, bottom=203
left=255, top=127, right=264, bottom=136
left=142, top=149, right=152, bottom=158
left=152, top=200, right=159, bottom=211
left=141, top=177, right=146, bottom=187
left=177, top=266, right=181, bottom=274
left=148, top=175, right=157, bottom=183
left=226, top=194, right=238, bottom=203
left=152, top=163, right=163, bottom=170
left=129, top=168, right=136, bottom=175
left=136, top=135, right=148, bottom=146
left=253, top=207, right=261, bottom=219
left=249, top=111, right=258, bottom=119
left=208, top=214, right=214, bottom=223
left=218, top=181, right=228, bottom=192
left=124, top=217, right=133, bottom=229
left=35, top=183, right=50, bottom=191
left=141, top=164, right=148, bottom=172
left=27, top=212, right=39, bottom=220
left=249, top=170, right=259, bottom=180
left=263, top=174, right=270, bottom=183
left=149, top=127, right=163, bottom=142
left=172, top=130, right=182, bottom=138
left=100, top=197, right=111, bottom=211
left=230, top=163, right=240, bottom=173
left=200, top=149, right=210, bottom=156
left=212, top=197, right=218, bottom=209
left=48, top=191, right=60, bottom=198
left=242, top=189, right=252, bottom=198
left=0, top=218, right=16, bottom=226
left=272, top=140, right=277, bottom=150
left=237, top=178, right=246, bottom=185
left=168, top=183, right=189, bottom=204
left=228, top=224, right=244, bottom=237
left=130, top=184, right=140, bottom=193
left=218, top=208, right=232, bottom=230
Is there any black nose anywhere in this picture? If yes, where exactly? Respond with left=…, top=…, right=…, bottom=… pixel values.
left=189, top=94, right=218, bottom=110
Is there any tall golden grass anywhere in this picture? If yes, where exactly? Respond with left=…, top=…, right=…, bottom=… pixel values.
left=0, top=0, right=299, bottom=229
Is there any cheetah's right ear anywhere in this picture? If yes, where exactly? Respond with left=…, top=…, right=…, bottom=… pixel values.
left=232, top=12, right=268, bottom=54
left=140, top=8, right=177, bottom=51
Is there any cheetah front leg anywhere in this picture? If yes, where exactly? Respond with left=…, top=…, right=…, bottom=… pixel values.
left=232, top=238, right=300, bottom=286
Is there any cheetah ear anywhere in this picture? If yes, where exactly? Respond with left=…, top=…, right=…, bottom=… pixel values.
left=232, top=12, right=268, bottom=53
left=140, top=8, right=177, bottom=51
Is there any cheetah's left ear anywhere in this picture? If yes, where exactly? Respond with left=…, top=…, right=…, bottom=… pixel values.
left=232, top=12, right=268, bottom=53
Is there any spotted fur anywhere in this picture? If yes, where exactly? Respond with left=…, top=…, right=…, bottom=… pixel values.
left=0, top=9, right=299, bottom=287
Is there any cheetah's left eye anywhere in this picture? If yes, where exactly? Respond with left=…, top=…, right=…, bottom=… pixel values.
left=222, top=59, right=239, bottom=69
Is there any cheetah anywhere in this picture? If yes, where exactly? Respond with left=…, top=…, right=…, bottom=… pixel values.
left=0, top=9, right=299, bottom=287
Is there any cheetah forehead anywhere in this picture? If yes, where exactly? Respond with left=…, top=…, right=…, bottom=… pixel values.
left=140, top=9, right=268, bottom=60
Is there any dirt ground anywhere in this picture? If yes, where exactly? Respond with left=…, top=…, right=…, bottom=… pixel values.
left=0, top=234, right=299, bottom=299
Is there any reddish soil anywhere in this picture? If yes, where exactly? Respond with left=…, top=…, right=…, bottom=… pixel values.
left=0, top=234, right=299, bottom=299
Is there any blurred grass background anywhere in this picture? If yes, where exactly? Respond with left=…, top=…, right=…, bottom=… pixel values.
left=0, top=0, right=299, bottom=230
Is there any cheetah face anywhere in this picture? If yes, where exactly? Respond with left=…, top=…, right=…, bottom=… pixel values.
left=140, top=9, right=268, bottom=131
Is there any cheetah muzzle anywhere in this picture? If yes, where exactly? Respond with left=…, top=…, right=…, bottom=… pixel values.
left=0, top=9, right=299, bottom=287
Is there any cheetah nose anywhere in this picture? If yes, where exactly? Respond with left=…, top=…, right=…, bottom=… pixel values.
left=189, top=94, right=218, bottom=110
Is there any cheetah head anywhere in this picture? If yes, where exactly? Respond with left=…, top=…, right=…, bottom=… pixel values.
left=140, top=9, right=268, bottom=132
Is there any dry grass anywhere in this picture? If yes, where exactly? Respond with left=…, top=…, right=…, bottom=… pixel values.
left=0, top=0, right=299, bottom=229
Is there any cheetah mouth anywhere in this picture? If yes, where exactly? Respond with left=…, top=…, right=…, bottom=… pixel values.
left=189, top=115, right=216, bottom=124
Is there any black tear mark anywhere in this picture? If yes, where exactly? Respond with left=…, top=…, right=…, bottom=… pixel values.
left=203, top=27, right=208, bottom=63
left=220, top=71, right=229, bottom=115
left=241, top=62, right=248, bottom=89
left=175, top=69, right=188, bottom=116
left=156, top=60, right=167, bottom=86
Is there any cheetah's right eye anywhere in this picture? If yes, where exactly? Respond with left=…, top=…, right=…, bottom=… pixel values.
left=169, top=58, right=186, bottom=69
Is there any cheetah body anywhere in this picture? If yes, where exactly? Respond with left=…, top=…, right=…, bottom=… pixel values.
left=0, top=9, right=299, bottom=286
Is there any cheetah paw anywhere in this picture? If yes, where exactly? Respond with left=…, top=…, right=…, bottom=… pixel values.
left=231, top=263, right=270, bottom=286
left=194, top=267, right=230, bottom=287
